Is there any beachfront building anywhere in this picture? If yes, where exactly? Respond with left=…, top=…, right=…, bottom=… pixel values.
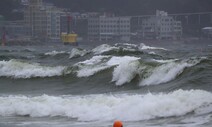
left=88, top=15, right=131, bottom=41
left=3, top=20, right=30, bottom=40
left=142, top=10, right=182, bottom=39
left=60, top=12, right=89, bottom=39
left=24, top=0, right=61, bottom=41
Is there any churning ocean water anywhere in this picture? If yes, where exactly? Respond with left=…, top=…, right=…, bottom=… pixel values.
left=0, top=41, right=212, bottom=127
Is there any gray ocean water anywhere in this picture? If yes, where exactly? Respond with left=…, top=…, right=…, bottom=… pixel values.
left=0, top=40, right=212, bottom=127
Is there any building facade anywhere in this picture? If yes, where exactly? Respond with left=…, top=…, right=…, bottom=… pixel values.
left=24, top=0, right=61, bottom=40
left=60, top=12, right=88, bottom=38
left=142, top=10, right=182, bottom=39
left=3, top=20, right=30, bottom=39
left=88, top=16, right=131, bottom=41
left=46, top=6, right=61, bottom=40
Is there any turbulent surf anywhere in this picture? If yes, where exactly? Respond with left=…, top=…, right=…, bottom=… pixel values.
left=0, top=41, right=212, bottom=127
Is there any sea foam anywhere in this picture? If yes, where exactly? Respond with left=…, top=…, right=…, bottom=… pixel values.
left=0, top=60, right=66, bottom=78
left=0, top=90, right=211, bottom=121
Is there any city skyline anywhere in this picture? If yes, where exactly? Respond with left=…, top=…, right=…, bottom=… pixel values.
left=0, top=0, right=212, bottom=42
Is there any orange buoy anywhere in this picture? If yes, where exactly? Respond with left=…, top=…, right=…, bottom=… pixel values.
left=113, top=120, right=123, bottom=127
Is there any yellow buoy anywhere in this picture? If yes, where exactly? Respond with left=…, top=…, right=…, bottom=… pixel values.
left=61, top=15, right=78, bottom=46
left=61, top=33, right=78, bottom=45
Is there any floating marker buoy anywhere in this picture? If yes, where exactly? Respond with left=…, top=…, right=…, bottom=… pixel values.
left=113, top=120, right=123, bottom=127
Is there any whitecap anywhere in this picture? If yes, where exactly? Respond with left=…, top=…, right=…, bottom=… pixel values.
left=75, top=56, right=140, bottom=79
left=75, top=55, right=111, bottom=77
left=139, top=57, right=204, bottom=86
left=92, top=44, right=118, bottom=55
left=69, top=48, right=89, bottom=59
left=112, top=60, right=140, bottom=86
left=45, top=50, right=67, bottom=56
left=0, top=60, right=66, bottom=78
left=139, top=43, right=167, bottom=50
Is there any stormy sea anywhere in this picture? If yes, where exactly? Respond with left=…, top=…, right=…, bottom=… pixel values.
left=0, top=40, right=212, bottom=127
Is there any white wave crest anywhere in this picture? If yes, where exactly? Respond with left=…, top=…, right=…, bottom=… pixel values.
left=139, top=43, right=167, bottom=50
left=77, top=65, right=111, bottom=77
left=0, top=60, right=66, bottom=78
left=76, top=56, right=140, bottom=78
left=92, top=44, right=118, bottom=55
left=76, top=55, right=111, bottom=77
left=107, top=56, right=140, bottom=85
left=69, top=48, right=89, bottom=59
left=112, top=60, right=140, bottom=86
left=152, top=59, right=178, bottom=63
left=107, top=56, right=140, bottom=66
left=139, top=58, right=203, bottom=86
left=115, top=43, right=138, bottom=48
left=78, top=55, right=110, bottom=65
left=0, top=90, right=211, bottom=121
left=45, top=51, right=67, bottom=56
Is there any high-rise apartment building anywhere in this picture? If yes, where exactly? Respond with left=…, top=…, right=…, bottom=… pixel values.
left=142, top=10, right=182, bottom=39
left=24, top=0, right=61, bottom=40
left=88, top=15, right=131, bottom=41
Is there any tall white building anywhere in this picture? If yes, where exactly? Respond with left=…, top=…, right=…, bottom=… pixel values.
left=142, top=10, right=182, bottom=39
left=88, top=15, right=131, bottom=41
left=24, top=0, right=61, bottom=40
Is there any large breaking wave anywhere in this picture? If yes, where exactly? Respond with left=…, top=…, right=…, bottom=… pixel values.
left=0, top=43, right=209, bottom=87
left=74, top=55, right=205, bottom=86
left=0, top=89, right=211, bottom=121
